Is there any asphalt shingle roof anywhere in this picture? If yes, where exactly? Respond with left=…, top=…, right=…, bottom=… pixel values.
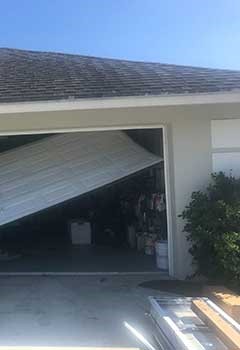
left=1, top=48, right=240, bottom=104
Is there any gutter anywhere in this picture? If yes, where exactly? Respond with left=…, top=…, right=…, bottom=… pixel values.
left=0, top=91, right=240, bottom=114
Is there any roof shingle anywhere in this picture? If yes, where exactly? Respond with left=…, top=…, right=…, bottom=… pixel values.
left=1, top=48, right=240, bottom=103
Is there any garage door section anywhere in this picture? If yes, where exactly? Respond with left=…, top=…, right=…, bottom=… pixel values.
left=0, top=131, right=162, bottom=225
left=211, top=119, right=240, bottom=176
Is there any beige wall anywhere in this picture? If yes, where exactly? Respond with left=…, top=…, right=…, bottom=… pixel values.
left=1, top=102, right=240, bottom=278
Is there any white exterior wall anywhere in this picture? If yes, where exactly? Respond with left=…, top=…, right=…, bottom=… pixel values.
left=0, top=102, right=240, bottom=279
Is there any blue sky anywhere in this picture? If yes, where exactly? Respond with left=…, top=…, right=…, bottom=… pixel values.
left=1, top=0, right=240, bottom=69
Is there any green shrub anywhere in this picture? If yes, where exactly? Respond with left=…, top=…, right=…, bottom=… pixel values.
left=181, top=172, right=240, bottom=283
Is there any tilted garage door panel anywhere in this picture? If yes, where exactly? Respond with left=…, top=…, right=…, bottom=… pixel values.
left=0, top=131, right=162, bottom=225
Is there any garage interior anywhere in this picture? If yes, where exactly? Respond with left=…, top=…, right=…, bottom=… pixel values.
left=0, top=128, right=168, bottom=273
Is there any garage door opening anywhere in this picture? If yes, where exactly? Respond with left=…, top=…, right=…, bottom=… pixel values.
left=0, top=128, right=170, bottom=274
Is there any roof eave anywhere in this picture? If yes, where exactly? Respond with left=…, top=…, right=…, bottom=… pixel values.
left=0, top=91, right=240, bottom=114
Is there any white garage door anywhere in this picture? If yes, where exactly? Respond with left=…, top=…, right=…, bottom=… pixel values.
left=211, top=119, right=240, bottom=177
left=0, top=131, right=162, bottom=225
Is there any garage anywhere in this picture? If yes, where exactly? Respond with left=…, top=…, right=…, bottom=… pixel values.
left=0, top=127, right=169, bottom=274
left=4, top=48, right=240, bottom=279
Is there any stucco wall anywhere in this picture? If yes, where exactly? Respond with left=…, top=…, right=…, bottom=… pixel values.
left=1, top=102, right=240, bottom=278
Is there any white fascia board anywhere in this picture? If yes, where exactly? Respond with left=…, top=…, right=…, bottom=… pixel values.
left=0, top=91, right=240, bottom=114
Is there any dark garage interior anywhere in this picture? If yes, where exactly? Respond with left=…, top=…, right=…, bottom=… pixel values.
left=0, top=129, right=168, bottom=273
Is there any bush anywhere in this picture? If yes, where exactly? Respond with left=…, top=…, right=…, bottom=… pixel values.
left=181, top=172, right=240, bottom=283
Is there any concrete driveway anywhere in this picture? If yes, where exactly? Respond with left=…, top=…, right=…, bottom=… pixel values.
left=0, top=274, right=169, bottom=347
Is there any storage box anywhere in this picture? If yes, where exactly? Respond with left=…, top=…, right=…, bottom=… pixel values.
left=69, top=220, right=91, bottom=245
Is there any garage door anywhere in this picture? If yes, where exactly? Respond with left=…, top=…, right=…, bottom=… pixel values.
left=212, top=119, right=240, bottom=176
left=0, top=130, right=162, bottom=225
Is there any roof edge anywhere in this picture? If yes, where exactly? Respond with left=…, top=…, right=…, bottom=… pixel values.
left=0, top=91, right=240, bottom=114
left=2, top=47, right=239, bottom=71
